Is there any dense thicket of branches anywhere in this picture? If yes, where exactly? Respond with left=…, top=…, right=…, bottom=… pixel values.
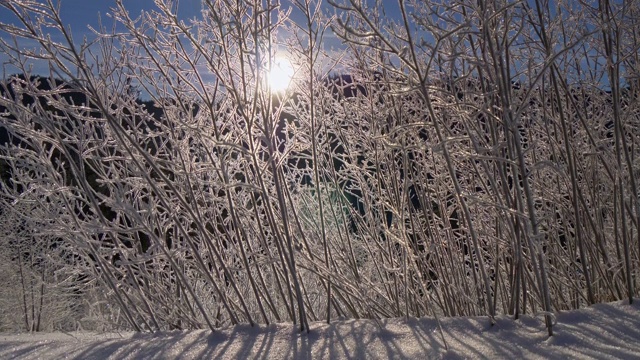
left=0, top=0, right=638, bottom=335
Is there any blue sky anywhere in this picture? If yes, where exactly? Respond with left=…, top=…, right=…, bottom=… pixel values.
left=0, top=0, right=411, bottom=79
left=0, top=0, right=348, bottom=75
left=0, top=1, right=196, bottom=76
left=0, top=0, right=202, bottom=31
left=0, top=0, right=404, bottom=46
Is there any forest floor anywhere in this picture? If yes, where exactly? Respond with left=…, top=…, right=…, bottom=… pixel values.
left=1, top=300, right=639, bottom=359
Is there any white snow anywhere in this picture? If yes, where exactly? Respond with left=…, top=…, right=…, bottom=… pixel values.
left=1, top=300, right=639, bottom=359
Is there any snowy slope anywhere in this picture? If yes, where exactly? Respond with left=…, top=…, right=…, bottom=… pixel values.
left=1, top=300, right=639, bottom=359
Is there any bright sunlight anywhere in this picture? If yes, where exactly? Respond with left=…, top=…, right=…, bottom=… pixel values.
left=268, top=57, right=294, bottom=92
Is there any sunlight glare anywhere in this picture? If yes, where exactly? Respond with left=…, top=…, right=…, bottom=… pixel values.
left=268, top=57, right=294, bottom=92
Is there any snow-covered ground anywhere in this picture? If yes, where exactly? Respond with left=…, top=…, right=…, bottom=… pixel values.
left=1, top=300, right=639, bottom=359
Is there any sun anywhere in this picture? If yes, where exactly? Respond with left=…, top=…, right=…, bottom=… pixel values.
left=268, top=57, right=294, bottom=92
